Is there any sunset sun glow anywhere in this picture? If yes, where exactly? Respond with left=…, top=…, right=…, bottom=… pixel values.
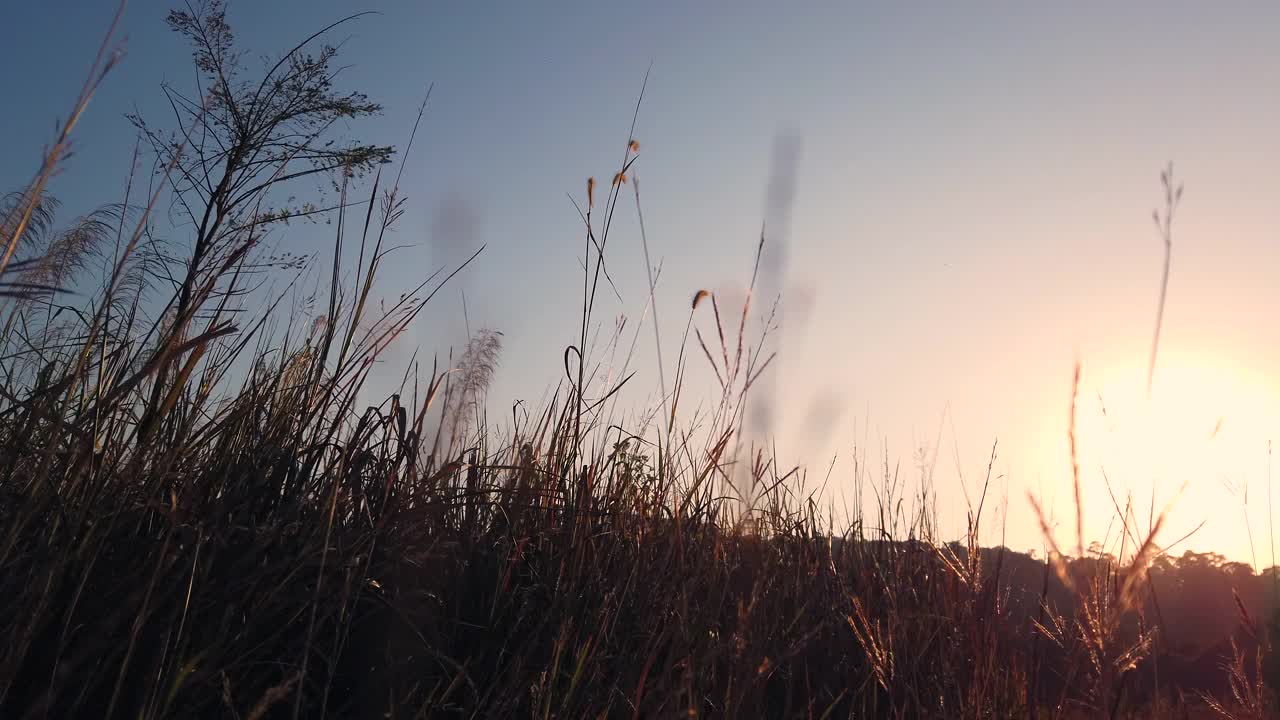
left=1072, top=354, right=1280, bottom=563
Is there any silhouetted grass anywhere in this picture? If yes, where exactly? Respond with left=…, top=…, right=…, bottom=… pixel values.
left=0, top=3, right=1276, bottom=718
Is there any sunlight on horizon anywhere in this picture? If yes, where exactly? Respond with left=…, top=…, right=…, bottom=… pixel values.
left=1068, top=352, right=1280, bottom=567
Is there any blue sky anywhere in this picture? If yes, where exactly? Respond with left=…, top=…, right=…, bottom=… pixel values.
left=6, top=1, right=1280, bottom=563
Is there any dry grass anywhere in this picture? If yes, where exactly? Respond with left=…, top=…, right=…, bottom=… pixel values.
left=0, top=3, right=1276, bottom=719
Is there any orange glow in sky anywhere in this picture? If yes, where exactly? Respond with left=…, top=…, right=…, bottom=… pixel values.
left=1066, top=353, right=1280, bottom=567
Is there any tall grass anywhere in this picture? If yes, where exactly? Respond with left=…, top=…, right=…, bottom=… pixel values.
left=0, top=4, right=1276, bottom=719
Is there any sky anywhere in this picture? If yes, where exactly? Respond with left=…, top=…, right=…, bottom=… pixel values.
left=5, top=1, right=1280, bottom=565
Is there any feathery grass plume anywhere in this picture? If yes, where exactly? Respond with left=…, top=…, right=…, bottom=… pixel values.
left=0, top=3, right=126, bottom=281
left=17, top=204, right=129, bottom=293
left=587, top=176, right=595, bottom=209
left=0, top=191, right=59, bottom=253
left=0, top=192, right=66, bottom=302
left=442, top=328, right=503, bottom=451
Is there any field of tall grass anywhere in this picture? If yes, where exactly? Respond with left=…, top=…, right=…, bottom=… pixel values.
left=1, top=3, right=1278, bottom=718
